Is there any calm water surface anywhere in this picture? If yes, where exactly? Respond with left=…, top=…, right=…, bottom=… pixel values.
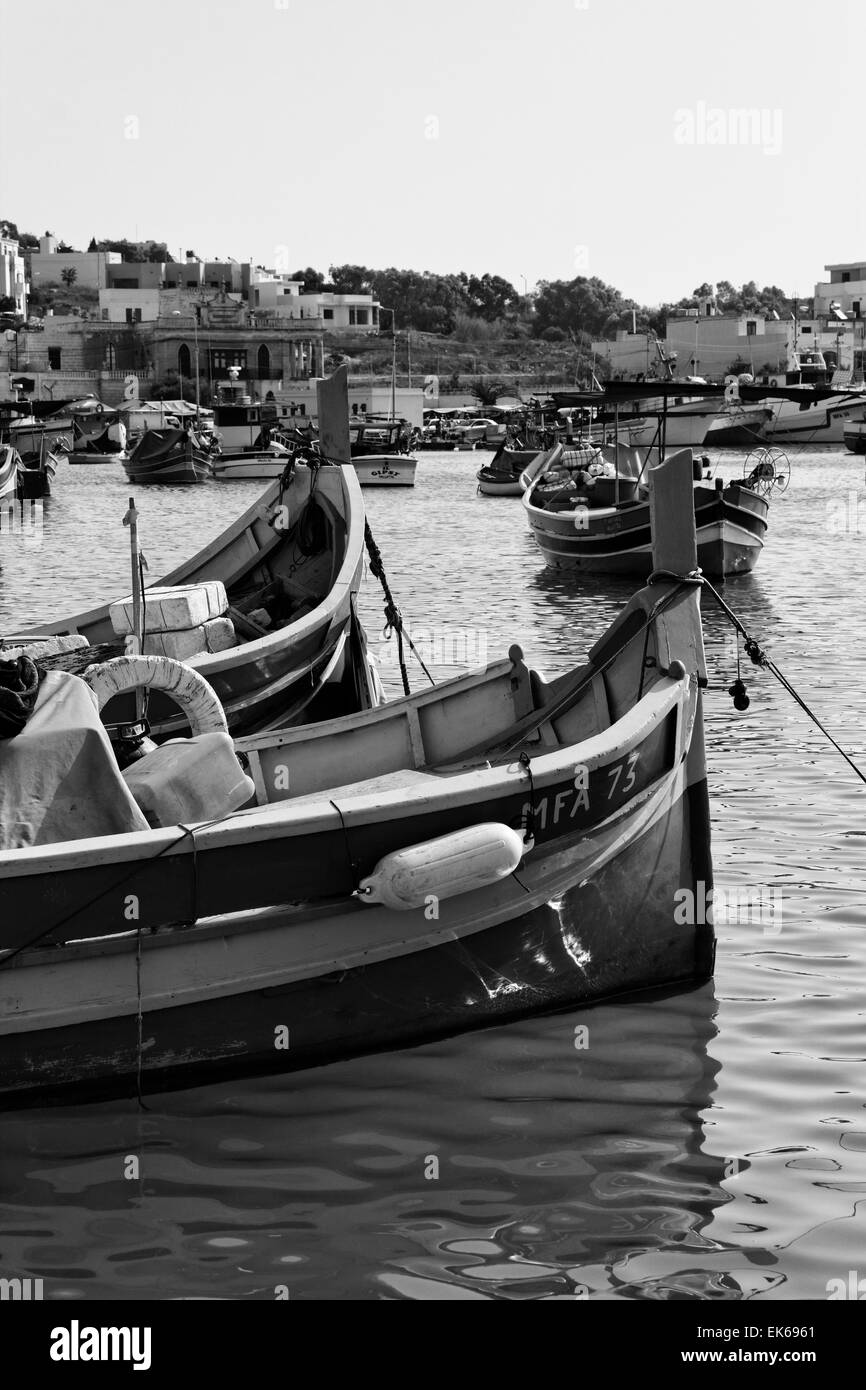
left=0, top=448, right=864, bottom=1300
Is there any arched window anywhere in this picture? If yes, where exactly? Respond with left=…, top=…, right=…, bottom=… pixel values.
left=178, top=343, right=192, bottom=378
left=257, top=344, right=270, bottom=379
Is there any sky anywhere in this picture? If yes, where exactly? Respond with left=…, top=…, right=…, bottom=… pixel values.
left=1, top=0, right=863, bottom=307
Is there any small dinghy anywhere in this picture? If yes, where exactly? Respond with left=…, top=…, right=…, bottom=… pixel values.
left=0, top=449, right=715, bottom=1105
left=477, top=443, right=536, bottom=496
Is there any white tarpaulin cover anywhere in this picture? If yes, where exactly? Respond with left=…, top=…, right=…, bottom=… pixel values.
left=0, top=670, right=150, bottom=848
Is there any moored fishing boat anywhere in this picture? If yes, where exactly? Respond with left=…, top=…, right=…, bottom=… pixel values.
left=0, top=447, right=714, bottom=1106
left=66, top=417, right=128, bottom=464
left=21, top=370, right=379, bottom=738
left=122, top=427, right=211, bottom=484
left=843, top=420, right=866, bottom=454
left=523, top=440, right=773, bottom=578
left=350, top=418, right=417, bottom=486
left=16, top=440, right=61, bottom=499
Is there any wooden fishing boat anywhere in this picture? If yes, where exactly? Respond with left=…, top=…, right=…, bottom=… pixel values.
left=523, top=442, right=771, bottom=578
left=122, top=427, right=211, bottom=484
left=0, top=444, right=20, bottom=502
left=350, top=419, right=418, bottom=487
left=22, top=372, right=379, bottom=738
left=16, top=437, right=62, bottom=499
left=0, top=448, right=714, bottom=1106
left=66, top=418, right=127, bottom=465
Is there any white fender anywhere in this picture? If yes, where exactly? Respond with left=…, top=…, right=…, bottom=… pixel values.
left=358, top=822, right=527, bottom=911
left=83, top=654, right=228, bottom=735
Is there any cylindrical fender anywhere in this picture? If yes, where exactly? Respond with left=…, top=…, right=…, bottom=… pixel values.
left=83, top=654, right=228, bottom=735
left=357, top=822, right=527, bottom=911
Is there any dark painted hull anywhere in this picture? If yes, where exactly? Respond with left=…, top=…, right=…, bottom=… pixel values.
left=122, top=453, right=210, bottom=484
left=0, top=773, right=713, bottom=1107
left=526, top=483, right=769, bottom=578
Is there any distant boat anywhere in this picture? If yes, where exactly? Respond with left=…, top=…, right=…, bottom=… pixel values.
left=66, top=418, right=127, bottom=464
left=122, top=427, right=212, bottom=484
left=0, top=448, right=715, bottom=1105
left=477, top=443, right=537, bottom=495
left=349, top=419, right=417, bottom=486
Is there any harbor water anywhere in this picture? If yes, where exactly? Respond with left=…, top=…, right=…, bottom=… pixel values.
left=0, top=448, right=864, bottom=1301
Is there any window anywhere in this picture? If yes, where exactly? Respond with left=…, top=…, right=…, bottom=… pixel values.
left=801, top=325, right=812, bottom=334
left=257, top=344, right=271, bottom=378
left=125, top=307, right=142, bottom=324
left=178, top=344, right=192, bottom=378
left=745, top=320, right=757, bottom=336
left=351, top=403, right=359, bottom=415
left=48, top=347, right=61, bottom=369
left=323, top=308, right=334, bottom=320
left=355, top=308, right=368, bottom=326
left=283, top=287, right=292, bottom=295
left=853, top=300, right=862, bottom=318
left=842, top=272, right=851, bottom=283
left=349, top=307, right=356, bottom=325
left=210, top=349, right=247, bottom=373
left=101, top=308, right=109, bottom=320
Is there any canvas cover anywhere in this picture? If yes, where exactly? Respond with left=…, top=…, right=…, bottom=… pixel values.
left=129, top=428, right=186, bottom=463
left=0, top=670, right=150, bottom=849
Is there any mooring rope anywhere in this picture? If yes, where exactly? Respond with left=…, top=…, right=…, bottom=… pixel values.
left=649, top=569, right=866, bottom=789
left=363, top=519, right=434, bottom=696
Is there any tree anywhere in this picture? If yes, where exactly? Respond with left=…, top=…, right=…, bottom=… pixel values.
left=462, top=272, right=519, bottom=322
left=87, top=237, right=98, bottom=252
left=95, top=238, right=173, bottom=263
left=328, top=264, right=372, bottom=294
left=533, top=276, right=632, bottom=339
left=469, top=377, right=507, bottom=407
left=56, top=241, right=78, bottom=253
left=60, top=267, right=78, bottom=288
left=292, top=266, right=327, bottom=292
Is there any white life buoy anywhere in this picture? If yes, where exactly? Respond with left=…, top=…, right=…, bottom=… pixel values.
left=83, top=654, right=228, bottom=735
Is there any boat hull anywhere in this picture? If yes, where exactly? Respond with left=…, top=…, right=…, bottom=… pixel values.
left=211, top=453, right=290, bottom=481
left=843, top=422, right=866, bottom=454
left=478, top=475, right=523, bottom=496
left=525, top=483, right=768, bottom=578
left=764, top=394, right=866, bottom=445
left=122, top=454, right=210, bottom=484
left=27, top=466, right=373, bottom=738
left=352, top=455, right=417, bottom=486
left=0, top=447, right=20, bottom=501
left=0, top=759, right=712, bottom=1106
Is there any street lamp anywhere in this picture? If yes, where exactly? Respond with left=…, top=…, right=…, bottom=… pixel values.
left=380, top=305, right=398, bottom=421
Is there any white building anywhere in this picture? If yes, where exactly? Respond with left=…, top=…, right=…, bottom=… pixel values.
left=98, top=288, right=162, bottom=323
left=29, top=234, right=120, bottom=290
left=0, top=233, right=27, bottom=316
left=813, top=262, right=866, bottom=320
left=250, top=270, right=380, bottom=333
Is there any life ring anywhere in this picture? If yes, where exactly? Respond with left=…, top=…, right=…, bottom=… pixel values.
left=83, top=654, right=228, bottom=735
